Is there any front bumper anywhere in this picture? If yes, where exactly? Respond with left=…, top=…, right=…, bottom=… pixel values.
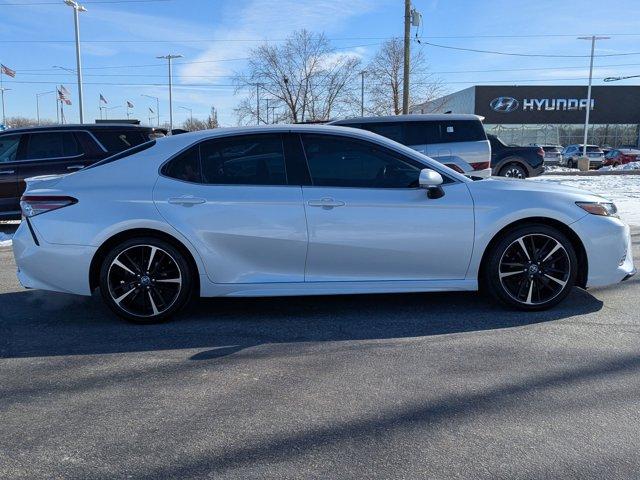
left=570, top=214, right=635, bottom=288
left=13, top=221, right=95, bottom=296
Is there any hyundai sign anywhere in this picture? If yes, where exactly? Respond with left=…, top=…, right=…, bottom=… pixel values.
left=477, top=86, right=640, bottom=124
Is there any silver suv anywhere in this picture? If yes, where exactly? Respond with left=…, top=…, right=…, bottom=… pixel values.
left=329, top=114, right=492, bottom=177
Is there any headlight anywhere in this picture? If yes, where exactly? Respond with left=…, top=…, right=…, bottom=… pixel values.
left=576, top=201, right=618, bottom=217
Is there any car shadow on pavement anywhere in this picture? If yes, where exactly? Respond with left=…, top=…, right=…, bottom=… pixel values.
left=0, top=287, right=603, bottom=360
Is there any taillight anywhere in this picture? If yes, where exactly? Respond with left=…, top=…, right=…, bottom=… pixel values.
left=20, top=195, right=77, bottom=217
left=446, top=164, right=465, bottom=173
left=469, top=161, right=490, bottom=171
left=537, top=147, right=544, bottom=157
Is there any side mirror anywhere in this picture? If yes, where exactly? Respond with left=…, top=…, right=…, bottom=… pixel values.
left=419, top=168, right=445, bottom=199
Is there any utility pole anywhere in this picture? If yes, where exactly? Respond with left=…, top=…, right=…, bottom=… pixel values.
left=255, top=83, right=262, bottom=125
left=578, top=35, right=609, bottom=157
left=64, top=0, right=86, bottom=123
left=157, top=54, right=183, bottom=134
left=360, top=70, right=366, bottom=116
left=402, top=0, right=411, bottom=114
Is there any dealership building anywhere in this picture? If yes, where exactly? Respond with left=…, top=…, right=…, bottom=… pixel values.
left=411, top=85, right=640, bottom=147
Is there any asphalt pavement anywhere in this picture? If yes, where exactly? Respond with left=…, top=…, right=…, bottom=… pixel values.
left=1, top=227, right=640, bottom=479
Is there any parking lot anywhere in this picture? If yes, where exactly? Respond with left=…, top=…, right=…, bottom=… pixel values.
left=2, top=222, right=640, bottom=478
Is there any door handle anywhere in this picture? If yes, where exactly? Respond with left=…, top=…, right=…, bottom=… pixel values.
left=168, top=196, right=206, bottom=206
left=0, top=169, right=15, bottom=175
left=307, top=198, right=346, bottom=209
left=66, top=164, right=85, bottom=171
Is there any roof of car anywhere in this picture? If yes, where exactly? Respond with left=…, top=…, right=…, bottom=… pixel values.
left=0, top=123, right=156, bottom=135
left=329, top=113, right=484, bottom=124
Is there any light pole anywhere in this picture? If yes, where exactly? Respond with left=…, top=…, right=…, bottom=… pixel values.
left=141, top=94, right=160, bottom=127
left=104, top=105, right=121, bottom=120
left=578, top=35, right=609, bottom=157
left=180, top=106, right=193, bottom=127
left=604, top=74, right=640, bottom=82
left=36, top=91, right=55, bottom=125
left=360, top=70, right=366, bottom=117
left=64, top=0, right=87, bottom=123
left=157, top=54, right=182, bottom=134
left=0, top=87, right=9, bottom=125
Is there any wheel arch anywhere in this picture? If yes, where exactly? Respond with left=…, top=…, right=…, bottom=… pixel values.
left=478, top=217, right=588, bottom=289
left=89, top=228, right=201, bottom=294
left=494, top=156, right=532, bottom=177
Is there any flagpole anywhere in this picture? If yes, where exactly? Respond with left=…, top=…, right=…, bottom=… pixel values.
left=1, top=69, right=5, bottom=125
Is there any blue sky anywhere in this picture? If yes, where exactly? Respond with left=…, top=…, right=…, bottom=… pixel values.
left=1, top=0, right=639, bottom=126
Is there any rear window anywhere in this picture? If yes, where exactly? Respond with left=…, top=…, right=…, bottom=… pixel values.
left=586, top=146, right=602, bottom=152
left=438, top=120, right=486, bottom=143
left=25, top=132, right=80, bottom=160
left=93, top=130, right=150, bottom=153
left=83, top=140, right=156, bottom=170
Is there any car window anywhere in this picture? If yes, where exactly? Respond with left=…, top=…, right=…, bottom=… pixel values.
left=162, top=145, right=202, bottom=183
left=24, top=132, right=80, bottom=160
left=359, top=122, right=404, bottom=143
left=301, top=134, right=420, bottom=188
left=200, top=134, right=287, bottom=185
left=93, top=130, right=149, bottom=153
left=439, top=120, right=485, bottom=143
left=0, top=135, right=20, bottom=163
left=405, top=122, right=441, bottom=145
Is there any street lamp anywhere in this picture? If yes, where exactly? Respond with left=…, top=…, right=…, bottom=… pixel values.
left=604, top=74, right=640, bottom=82
left=64, top=0, right=87, bottom=124
left=104, top=105, right=121, bottom=120
left=179, top=106, right=193, bottom=128
left=36, top=90, right=55, bottom=125
left=141, top=94, right=160, bottom=127
left=157, top=54, right=183, bottom=134
left=578, top=35, right=609, bottom=158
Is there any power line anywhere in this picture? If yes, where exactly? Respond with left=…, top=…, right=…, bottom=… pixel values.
left=0, top=0, right=172, bottom=4
left=418, top=40, right=640, bottom=58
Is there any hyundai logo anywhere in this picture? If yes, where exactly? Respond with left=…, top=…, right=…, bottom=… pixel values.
left=490, top=96, right=520, bottom=113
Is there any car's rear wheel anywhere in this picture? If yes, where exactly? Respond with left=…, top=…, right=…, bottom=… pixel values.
left=499, top=162, right=528, bottom=178
left=99, top=237, right=193, bottom=323
left=483, top=225, right=577, bottom=310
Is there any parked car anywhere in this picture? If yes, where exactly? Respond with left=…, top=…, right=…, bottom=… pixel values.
left=559, top=144, right=605, bottom=169
left=530, top=144, right=563, bottom=166
left=13, top=125, right=635, bottom=323
left=487, top=135, right=545, bottom=178
left=602, top=148, right=640, bottom=168
left=0, top=124, right=161, bottom=219
left=329, top=114, right=492, bottom=178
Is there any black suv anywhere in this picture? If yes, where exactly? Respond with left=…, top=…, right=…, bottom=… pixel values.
left=0, top=124, right=161, bottom=219
left=488, top=134, right=545, bottom=178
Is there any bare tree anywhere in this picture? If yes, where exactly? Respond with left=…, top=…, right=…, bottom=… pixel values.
left=234, top=30, right=361, bottom=124
left=365, top=38, right=444, bottom=116
left=182, top=108, right=219, bottom=131
left=5, top=116, right=55, bottom=128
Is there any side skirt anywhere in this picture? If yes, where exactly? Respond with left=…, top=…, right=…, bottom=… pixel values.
left=199, top=276, right=478, bottom=297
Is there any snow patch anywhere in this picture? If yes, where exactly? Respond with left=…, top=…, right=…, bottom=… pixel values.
left=599, top=161, right=640, bottom=172
left=544, top=166, right=580, bottom=173
left=0, top=232, right=12, bottom=248
left=530, top=175, right=640, bottom=226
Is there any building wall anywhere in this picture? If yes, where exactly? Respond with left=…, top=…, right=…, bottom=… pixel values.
left=410, top=86, right=476, bottom=115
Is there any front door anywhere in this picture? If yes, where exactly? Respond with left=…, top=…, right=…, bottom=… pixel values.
left=153, top=133, right=308, bottom=284
left=299, top=133, right=475, bottom=282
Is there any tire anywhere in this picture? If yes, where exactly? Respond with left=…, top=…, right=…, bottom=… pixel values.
left=99, top=236, right=193, bottom=323
left=482, top=224, right=578, bottom=311
left=568, top=159, right=576, bottom=169
left=498, top=162, right=528, bottom=179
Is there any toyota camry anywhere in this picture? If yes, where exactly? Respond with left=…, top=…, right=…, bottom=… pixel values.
left=12, top=125, right=635, bottom=323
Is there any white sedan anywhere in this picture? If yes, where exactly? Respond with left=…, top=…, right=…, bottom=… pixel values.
left=13, top=125, right=635, bottom=323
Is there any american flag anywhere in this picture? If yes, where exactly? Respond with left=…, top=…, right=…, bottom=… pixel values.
left=99, top=93, right=108, bottom=104
left=0, top=64, right=16, bottom=78
left=126, top=101, right=134, bottom=108
left=58, top=86, right=72, bottom=105
left=149, top=107, right=154, bottom=114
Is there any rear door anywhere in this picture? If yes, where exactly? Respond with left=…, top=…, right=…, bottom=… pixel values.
left=17, top=131, right=87, bottom=197
left=0, top=134, right=22, bottom=216
left=153, top=133, right=308, bottom=284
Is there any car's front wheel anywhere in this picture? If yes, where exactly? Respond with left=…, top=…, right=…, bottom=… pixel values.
left=499, top=162, right=528, bottom=178
left=483, top=225, right=577, bottom=310
left=99, top=237, right=193, bottom=323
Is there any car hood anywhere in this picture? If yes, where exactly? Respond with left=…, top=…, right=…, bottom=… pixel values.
left=468, top=177, right=607, bottom=202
